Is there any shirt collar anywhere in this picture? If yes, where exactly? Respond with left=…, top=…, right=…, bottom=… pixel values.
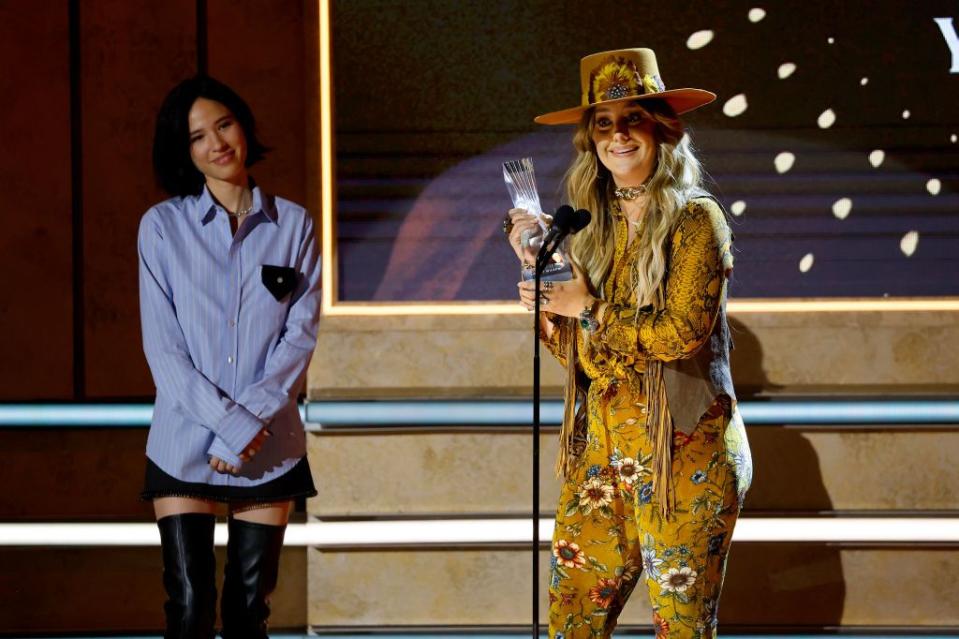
left=252, top=185, right=278, bottom=224
left=197, top=185, right=217, bottom=224
left=196, top=183, right=278, bottom=225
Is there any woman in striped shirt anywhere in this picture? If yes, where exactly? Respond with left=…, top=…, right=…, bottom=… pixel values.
left=139, top=75, right=320, bottom=639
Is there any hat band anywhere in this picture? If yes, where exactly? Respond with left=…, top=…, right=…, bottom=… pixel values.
left=582, top=55, right=665, bottom=107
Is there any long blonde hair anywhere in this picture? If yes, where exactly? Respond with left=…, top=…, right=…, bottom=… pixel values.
left=565, top=100, right=707, bottom=306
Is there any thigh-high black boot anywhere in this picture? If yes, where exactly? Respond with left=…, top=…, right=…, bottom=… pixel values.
left=220, top=517, right=286, bottom=639
left=157, top=513, right=217, bottom=639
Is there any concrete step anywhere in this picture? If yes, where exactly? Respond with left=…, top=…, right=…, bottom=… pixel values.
left=308, top=545, right=959, bottom=628
left=308, top=427, right=959, bottom=517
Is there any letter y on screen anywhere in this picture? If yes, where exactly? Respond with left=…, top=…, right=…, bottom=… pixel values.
left=934, top=17, right=959, bottom=72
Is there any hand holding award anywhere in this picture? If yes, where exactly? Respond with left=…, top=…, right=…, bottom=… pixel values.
left=502, top=157, right=572, bottom=282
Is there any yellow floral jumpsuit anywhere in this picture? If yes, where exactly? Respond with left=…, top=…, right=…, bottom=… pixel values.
left=542, top=199, right=752, bottom=639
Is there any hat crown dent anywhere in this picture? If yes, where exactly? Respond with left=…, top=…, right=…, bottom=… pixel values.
left=580, top=48, right=662, bottom=105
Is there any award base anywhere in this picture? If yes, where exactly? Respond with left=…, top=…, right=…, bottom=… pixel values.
left=522, top=260, right=572, bottom=282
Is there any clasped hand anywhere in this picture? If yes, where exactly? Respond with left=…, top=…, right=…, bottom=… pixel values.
left=209, top=426, right=272, bottom=475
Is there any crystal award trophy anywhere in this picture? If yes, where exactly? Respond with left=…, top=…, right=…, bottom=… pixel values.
left=502, top=157, right=572, bottom=281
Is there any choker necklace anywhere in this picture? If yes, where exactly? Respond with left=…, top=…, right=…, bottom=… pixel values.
left=614, top=185, right=647, bottom=201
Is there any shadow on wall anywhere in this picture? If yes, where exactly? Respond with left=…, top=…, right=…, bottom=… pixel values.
left=727, top=315, right=782, bottom=400
left=721, top=320, right=846, bottom=626
left=366, top=129, right=570, bottom=302
left=720, top=426, right=847, bottom=625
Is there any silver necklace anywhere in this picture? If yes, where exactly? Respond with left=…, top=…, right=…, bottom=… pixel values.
left=225, top=204, right=254, bottom=218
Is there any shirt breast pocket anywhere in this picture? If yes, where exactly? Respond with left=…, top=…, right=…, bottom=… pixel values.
left=260, top=265, right=297, bottom=302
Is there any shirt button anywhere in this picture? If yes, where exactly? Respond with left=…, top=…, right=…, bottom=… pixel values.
left=227, top=356, right=234, bottom=364
left=229, top=319, right=236, bottom=327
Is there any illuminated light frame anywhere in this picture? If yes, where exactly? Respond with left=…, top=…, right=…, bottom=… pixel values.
left=2, top=518, right=958, bottom=546
left=315, top=3, right=959, bottom=317
left=3, top=400, right=958, bottom=427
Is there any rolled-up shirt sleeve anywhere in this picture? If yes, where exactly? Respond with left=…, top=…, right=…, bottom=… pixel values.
left=138, top=212, right=263, bottom=462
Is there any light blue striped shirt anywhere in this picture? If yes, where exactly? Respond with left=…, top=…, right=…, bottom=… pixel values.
left=137, top=185, right=321, bottom=485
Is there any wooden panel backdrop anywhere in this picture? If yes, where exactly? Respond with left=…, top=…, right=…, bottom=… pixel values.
left=0, top=2, right=73, bottom=399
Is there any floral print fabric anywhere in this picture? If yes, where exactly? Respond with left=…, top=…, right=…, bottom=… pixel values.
left=542, top=198, right=751, bottom=638
left=549, top=389, right=750, bottom=639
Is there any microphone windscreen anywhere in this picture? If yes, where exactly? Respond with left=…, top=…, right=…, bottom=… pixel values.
left=552, top=205, right=576, bottom=230
left=570, top=208, right=592, bottom=233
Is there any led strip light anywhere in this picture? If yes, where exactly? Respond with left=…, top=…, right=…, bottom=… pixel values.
left=1, top=400, right=957, bottom=427
left=321, top=298, right=959, bottom=316
left=2, top=518, right=958, bottom=547
left=301, top=400, right=959, bottom=428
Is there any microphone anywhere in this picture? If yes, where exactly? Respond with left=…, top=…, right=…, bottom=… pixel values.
left=536, top=206, right=592, bottom=271
left=537, top=205, right=575, bottom=255
left=571, top=208, right=592, bottom=232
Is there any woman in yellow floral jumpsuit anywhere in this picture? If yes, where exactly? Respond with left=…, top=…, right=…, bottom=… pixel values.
left=508, top=48, right=752, bottom=638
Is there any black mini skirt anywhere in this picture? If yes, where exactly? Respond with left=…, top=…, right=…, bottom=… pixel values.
left=141, top=456, right=317, bottom=503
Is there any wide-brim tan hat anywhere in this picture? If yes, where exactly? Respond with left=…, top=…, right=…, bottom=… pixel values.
left=535, top=47, right=716, bottom=125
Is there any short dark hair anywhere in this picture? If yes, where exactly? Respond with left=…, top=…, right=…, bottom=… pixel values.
left=152, top=75, right=269, bottom=196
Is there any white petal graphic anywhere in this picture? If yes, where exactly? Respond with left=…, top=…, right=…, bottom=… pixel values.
left=817, top=109, right=836, bottom=129
left=748, top=8, right=766, bottom=22
left=902, top=110, right=911, bottom=119
left=730, top=200, right=747, bottom=216
left=827, top=37, right=835, bottom=44
left=777, top=63, right=796, bottom=79
left=799, top=253, right=814, bottom=273
left=927, top=179, right=941, bottom=195
left=774, top=152, right=795, bottom=174
left=860, top=77, right=869, bottom=86
left=868, top=150, right=885, bottom=168
left=832, top=197, right=852, bottom=219
left=687, top=30, right=714, bottom=50
left=951, top=134, right=957, bottom=143
left=900, top=231, right=919, bottom=257
left=723, top=94, right=748, bottom=117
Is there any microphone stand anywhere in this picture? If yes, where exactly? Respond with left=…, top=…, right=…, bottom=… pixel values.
left=532, top=248, right=543, bottom=639
left=531, top=233, right=564, bottom=639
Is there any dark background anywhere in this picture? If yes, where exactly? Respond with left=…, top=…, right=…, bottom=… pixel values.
left=334, top=0, right=959, bottom=300
left=0, top=0, right=317, bottom=401
left=3, top=0, right=958, bottom=396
